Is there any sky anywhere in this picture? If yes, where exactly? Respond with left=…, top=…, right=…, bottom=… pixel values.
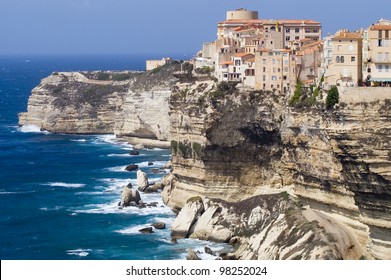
left=0, top=0, right=390, bottom=56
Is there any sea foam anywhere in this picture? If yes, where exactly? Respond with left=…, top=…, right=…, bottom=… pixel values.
left=18, top=124, right=50, bottom=134
left=66, top=249, right=91, bottom=257
left=43, top=182, right=86, bottom=188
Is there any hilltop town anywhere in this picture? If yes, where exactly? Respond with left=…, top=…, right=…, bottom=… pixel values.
left=148, top=8, right=391, bottom=93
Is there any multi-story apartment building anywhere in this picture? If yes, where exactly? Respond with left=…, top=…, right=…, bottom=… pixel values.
left=255, top=49, right=292, bottom=94
left=218, top=9, right=321, bottom=46
left=365, top=21, right=391, bottom=84
left=295, top=41, right=323, bottom=84
left=217, top=53, right=255, bottom=85
left=324, top=30, right=363, bottom=86
left=320, top=35, right=333, bottom=77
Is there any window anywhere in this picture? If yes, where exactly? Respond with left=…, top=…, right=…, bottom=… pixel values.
left=341, top=56, right=345, bottom=63
left=295, top=28, right=300, bottom=33
left=378, top=52, right=383, bottom=62
left=295, top=36, right=300, bottom=40
left=351, top=56, right=356, bottom=62
left=272, top=59, right=276, bottom=64
left=313, top=29, right=319, bottom=33
left=386, top=30, right=389, bottom=39
left=379, top=39, right=384, bottom=47
left=379, top=30, right=383, bottom=39
left=386, top=65, right=390, bottom=72
left=386, top=52, right=389, bottom=61
left=273, top=68, right=276, bottom=73
left=378, top=65, right=383, bottom=72
left=336, top=56, right=340, bottom=63
left=286, top=36, right=291, bottom=41
left=272, top=76, right=277, bottom=81
left=286, top=28, right=290, bottom=33
left=263, top=75, right=266, bottom=81
left=262, top=59, right=266, bottom=64
left=263, top=67, right=266, bottom=72
left=235, top=60, right=241, bottom=66
left=385, top=40, right=390, bottom=47
left=337, top=45, right=342, bottom=51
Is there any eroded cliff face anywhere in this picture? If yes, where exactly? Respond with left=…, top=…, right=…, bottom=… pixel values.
left=164, top=83, right=391, bottom=259
left=19, top=65, right=179, bottom=140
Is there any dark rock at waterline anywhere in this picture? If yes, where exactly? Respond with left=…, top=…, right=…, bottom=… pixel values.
left=139, top=227, right=154, bottom=234
left=125, top=183, right=133, bottom=188
left=144, top=186, right=159, bottom=193
left=186, top=249, right=201, bottom=260
left=148, top=162, right=153, bottom=166
left=129, top=150, right=140, bottom=156
left=204, top=247, right=214, bottom=256
left=149, top=168, right=160, bottom=174
left=125, top=164, right=138, bottom=172
left=152, top=222, right=166, bottom=230
left=138, top=203, right=147, bottom=209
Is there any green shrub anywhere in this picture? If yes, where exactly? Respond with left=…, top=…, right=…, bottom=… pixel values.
left=326, top=86, right=339, bottom=109
left=112, top=73, right=131, bottom=81
left=171, top=140, right=178, bottom=154
left=96, top=72, right=110, bottom=80
left=290, top=81, right=303, bottom=105
left=178, top=141, right=192, bottom=157
left=192, top=142, right=203, bottom=158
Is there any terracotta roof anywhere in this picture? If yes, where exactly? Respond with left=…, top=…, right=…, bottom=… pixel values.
left=247, top=58, right=255, bottom=63
left=333, top=31, right=362, bottom=40
left=220, top=61, right=233, bottom=65
left=233, top=24, right=262, bottom=32
left=219, top=19, right=321, bottom=25
left=233, top=52, right=254, bottom=58
left=301, top=40, right=323, bottom=49
left=370, top=24, right=391, bottom=31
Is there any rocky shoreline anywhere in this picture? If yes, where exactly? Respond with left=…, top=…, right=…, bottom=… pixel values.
left=19, top=64, right=391, bottom=259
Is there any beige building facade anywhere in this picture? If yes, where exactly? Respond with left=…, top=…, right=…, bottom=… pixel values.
left=324, top=30, right=362, bottom=86
left=255, top=49, right=292, bottom=94
left=365, top=23, right=391, bottom=84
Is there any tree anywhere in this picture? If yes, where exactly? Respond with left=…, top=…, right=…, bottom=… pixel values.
left=290, top=80, right=303, bottom=105
left=326, top=86, right=339, bottom=109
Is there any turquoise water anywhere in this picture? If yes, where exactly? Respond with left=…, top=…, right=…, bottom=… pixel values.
left=0, top=55, right=222, bottom=260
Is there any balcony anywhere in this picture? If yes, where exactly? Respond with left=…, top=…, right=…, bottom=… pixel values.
left=372, top=58, right=391, bottom=64
left=340, top=69, right=352, bottom=78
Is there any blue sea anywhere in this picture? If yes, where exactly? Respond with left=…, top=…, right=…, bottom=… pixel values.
left=0, top=55, right=222, bottom=260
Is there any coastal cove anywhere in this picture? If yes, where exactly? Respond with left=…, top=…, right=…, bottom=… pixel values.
left=0, top=55, right=226, bottom=260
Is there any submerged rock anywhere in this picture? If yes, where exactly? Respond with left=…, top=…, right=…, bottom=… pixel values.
left=129, top=150, right=140, bottom=156
left=139, top=227, right=154, bottom=234
left=152, top=222, right=166, bottom=230
left=125, top=164, right=138, bottom=172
